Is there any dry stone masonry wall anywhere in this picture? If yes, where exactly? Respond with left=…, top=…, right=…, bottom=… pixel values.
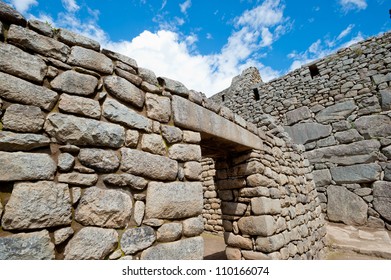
left=211, top=31, right=391, bottom=231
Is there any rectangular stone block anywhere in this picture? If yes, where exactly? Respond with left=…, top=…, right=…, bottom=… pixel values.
left=146, top=182, right=203, bottom=219
left=251, top=197, right=281, bottom=215
left=330, top=163, right=382, bottom=184
left=68, top=46, right=113, bottom=74
left=238, top=215, right=277, bottom=236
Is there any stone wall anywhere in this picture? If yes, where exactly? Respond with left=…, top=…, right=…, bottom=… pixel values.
left=211, top=31, right=391, bottom=231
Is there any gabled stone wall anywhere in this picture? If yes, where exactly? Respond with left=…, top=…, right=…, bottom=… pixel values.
left=211, top=31, right=391, bottom=231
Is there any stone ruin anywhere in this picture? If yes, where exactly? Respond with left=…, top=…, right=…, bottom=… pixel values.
left=0, top=1, right=387, bottom=260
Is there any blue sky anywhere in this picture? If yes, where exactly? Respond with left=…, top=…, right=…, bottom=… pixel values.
left=5, top=0, right=390, bottom=96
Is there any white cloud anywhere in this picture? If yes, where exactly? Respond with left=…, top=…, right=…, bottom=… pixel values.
left=339, top=0, right=367, bottom=12
left=179, top=0, right=191, bottom=14
left=61, top=0, right=80, bottom=13
left=9, top=0, right=38, bottom=14
left=337, top=24, right=355, bottom=40
left=236, top=0, right=284, bottom=28
left=161, top=0, right=167, bottom=10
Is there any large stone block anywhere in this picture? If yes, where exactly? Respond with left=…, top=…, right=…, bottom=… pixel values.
left=141, top=236, right=204, bottom=260
left=120, top=148, right=178, bottom=181
left=2, top=104, right=45, bottom=133
left=103, top=98, right=152, bottom=132
left=58, top=172, right=98, bottom=187
left=0, top=42, right=47, bottom=82
left=59, top=93, right=101, bottom=119
left=0, top=2, right=26, bottom=25
left=182, top=216, right=204, bottom=237
left=372, top=181, right=391, bottom=223
left=58, top=28, right=100, bottom=50
left=330, top=163, right=381, bottom=184
left=284, top=123, right=332, bottom=145
left=304, top=140, right=381, bottom=165
left=327, top=185, right=367, bottom=225
left=146, top=181, right=203, bottom=219
left=0, top=131, right=50, bottom=151
left=315, top=100, right=357, bottom=123
left=121, top=226, right=156, bottom=254
left=145, top=93, right=171, bottom=122
left=8, top=24, right=70, bottom=62
left=246, top=174, right=278, bottom=187
left=0, top=71, right=58, bottom=111
left=78, top=148, right=120, bottom=173
left=221, top=202, right=247, bottom=216
left=312, top=169, right=332, bottom=187
left=141, top=133, right=166, bottom=155
left=380, top=89, right=391, bottom=110
left=64, top=227, right=118, bottom=260
left=285, top=106, right=311, bottom=125
left=44, top=113, right=125, bottom=148
left=0, top=230, right=55, bottom=260
left=68, top=46, right=113, bottom=74
left=0, top=152, right=56, bottom=181
left=75, top=187, right=132, bottom=228
left=355, top=115, right=391, bottom=138
left=172, top=95, right=263, bottom=150
left=1, top=181, right=71, bottom=230
left=251, top=197, right=281, bottom=215
left=103, top=173, right=148, bottom=190
left=255, top=233, right=285, bottom=253
left=161, top=125, right=183, bottom=143
left=157, top=223, right=182, bottom=242
left=334, top=129, right=364, bottom=144
left=51, top=71, right=98, bottom=96
left=102, top=49, right=138, bottom=69
left=224, top=232, right=253, bottom=250
left=238, top=216, right=277, bottom=236
left=159, top=77, right=189, bottom=96
left=168, top=144, right=202, bottom=161
left=103, top=76, right=145, bottom=108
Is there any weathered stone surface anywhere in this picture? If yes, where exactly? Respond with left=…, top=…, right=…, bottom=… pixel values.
left=183, top=131, right=201, bottom=144
left=315, top=100, right=357, bottom=123
left=121, top=148, right=178, bottom=181
left=2, top=181, right=71, bottom=230
left=64, top=227, right=118, bottom=260
left=141, top=133, right=166, bottom=155
left=141, top=236, right=203, bottom=260
left=59, top=93, right=101, bottom=119
left=286, top=106, right=311, bottom=125
left=330, top=163, right=381, bottom=184
left=3, top=104, right=45, bottom=133
left=145, top=93, right=171, bottom=122
left=75, top=187, right=132, bottom=228
left=125, top=129, right=139, bottom=147
left=57, top=153, right=75, bottom=172
left=8, top=25, right=70, bottom=61
left=157, top=223, right=182, bottom=242
left=225, top=247, right=242, bottom=260
left=103, top=173, right=148, bottom=190
left=312, top=169, right=332, bottom=187
left=251, top=197, right=281, bottom=215
left=373, top=181, right=391, bottom=223
left=184, top=161, right=202, bottom=180
left=217, top=178, right=247, bottom=189
left=102, top=49, right=138, bottom=69
left=172, top=95, right=263, bottom=150
left=284, top=123, right=332, bottom=145
left=221, top=202, right=247, bottom=216
left=255, top=234, right=285, bottom=253
left=327, top=185, right=368, bottom=225
left=28, top=19, right=53, bottom=36
left=103, top=76, right=145, bottom=108
left=0, top=199, right=3, bottom=218
left=58, top=29, right=100, bottom=50
left=115, top=68, right=142, bottom=86
left=121, top=226, right=156, bottom=254
left=355, top=115, right=391, bottom=138
left=134, top=201, right=145, bottom=226
left=335, top=129, right=364, bottom=144
left=183, top=216, right=204, bottom=237
left=0, top=131, right=50, bottom=151
left=139, top=67, right=159, bottom=85
left=58, top=172, right=98, bottom=186
left=304, top=140, right=381, bottom=165
left=161, top=125, right=182, bottom=143
left=238, top=216, right=277, bottom=236
left=246, top=174, right=278, bottom=187
left=159, top=77, right=189, bottom=96
left=54, top=227, right=74, bottom=245
left=51, top=71, right=98, bottom=96
left=385, top=164, right=391, bottom=181
left=0, top=72, right=58, bottom=111
left=224, top=232, right=252, bottom=250
left=168, top=144, right=201, bottom=161
left=380, top=89, right=391, bottom=110
left=242, top=250, right=270, bottom=260
left=68, top=46, right=113, bottom=74
left=78, top=148, right=120, bottom=173
left=45, top=113, right=125, bottom=148
left=0, top=152, right=56, bottom=181
left=103, top=98, right=152, bottom=132
left=0, top=42, right=47, bottom=82
left=146, top=181, right=203, bottom=219
left=0, top=2, right=26, bottom=25
left=0, top=230, right=55, bottom=260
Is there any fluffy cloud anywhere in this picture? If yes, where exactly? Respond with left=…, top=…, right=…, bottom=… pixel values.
left=179, top=0, right=192, bottom=14
left=61, top=0, right=80, bottom=13
left=339, top=0, right=367, bottom=12
left=8, top=0, right=37, bottom=13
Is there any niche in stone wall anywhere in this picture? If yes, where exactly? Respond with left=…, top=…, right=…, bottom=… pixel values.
left=309, top=64, right=320, bottom=79
left=253, top=88, right=260, bottom=101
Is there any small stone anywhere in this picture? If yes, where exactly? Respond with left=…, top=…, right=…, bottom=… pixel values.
left=78, top=148, right=120, bottom=173
left=103, top=76, right=145, bottom=108
left=64, top=227, right=118, bottom=260
left=58, top=153, right=75, bottom=172
left=312, top=169, right=332, bottom=187
left=103, top=173, right=148, bottom=190
left=125, top=130, right=139, bottom=148
left=75, top=187, right=132, bottom=228
left=184, top=161, right=202, bottom=180
left=143, top=218, right=164, bottom=227
left=101, top=49, right=138, bottom=69
left=121, top=226, right=156, bottom=255
left=58, top=172, right=98, bottom=187
left=68, top=46, right=113, bottom=74
left=161, top=125, right=182, bottom=143
left=141, top=133, right=166, bottom=155
left=225, top=247, right=242, bottom=260
left=224, top=232, right=252, bottom=250
left=183, top=131, right=201, bottom=143
left=242, top=250, right=271, bottom=260
left=168, top=144, right=201, bottom=161
left=145, top=93, right=171, bottom=122
left=51, top=70, right=98, bottom=96
left=134, top=201, right=145, bottom=226
left=157, top=223, right=182, bottom=242
left=182, top=216, right=204, bottom=237
left=2, top=104, right=45, bottom=133
left=255, top=234, right=285, bottom=253
left=0, top=2, right=27, bottom=25
left=158, top=77, right=189, bottom=97
left=109, top=249, right=123, bottom=260
left=71, top=187, right=81, bottom=205
left=54, top=227, right=74, bottom=245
